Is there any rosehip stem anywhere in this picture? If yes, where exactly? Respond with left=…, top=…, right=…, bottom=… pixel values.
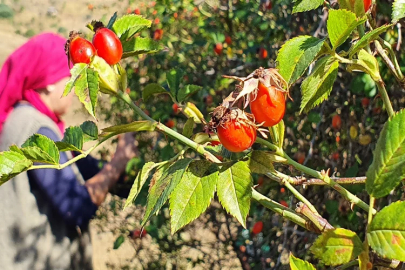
left=255, top=137, right=376, bottom=215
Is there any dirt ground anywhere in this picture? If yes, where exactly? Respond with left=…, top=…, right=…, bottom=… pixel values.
left=0, top=1, right=242, bottom=269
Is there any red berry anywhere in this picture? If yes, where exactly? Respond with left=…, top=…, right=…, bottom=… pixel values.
left=67, top=33, right=96, bottom=65
left=332, top=152, right=340, bottom=161
left=166, top=119, right=175, bottom=128
left=252, top=221, right=263, bottom=234
left=361, top=97, right=370, bottom=108
left=259, top=48, right=268, bottom=59
left=172, top=103, right=179, bottom=114
left=364, top=0, right=371, bottom=11
left=92, top=26, right=123, bottom=65
left=250, top=83, right=286, bottom=127
left=214, top=43, right=223, bottom=55
left=154, top=18, right=160, bottom=24
left=280, top=187, right=285, bottom=193
left=225, top=36, right=232, bottom=45
left=280, top=200, right=288, bottom=207
left=332, top=115, right=342, bottom=130
left=174, top=12, right=178, bottom=19
left=134, top=8, right=141, bottom=15
left=295, top=152, right=306, bottom=164
left=217, top=119, right=257, bottom=153
left=153, top=29, right=163, bottom=40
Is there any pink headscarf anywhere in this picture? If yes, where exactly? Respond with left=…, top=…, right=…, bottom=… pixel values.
left=0, top=32, right=70, bottom=135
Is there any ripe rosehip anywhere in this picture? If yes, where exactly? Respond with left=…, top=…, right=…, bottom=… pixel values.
left=134, top=8, right=141, bottom=15
left=280, top=187, right=285, bottom=193
left=250, top=83, right=286, bottom=127
left=332, top=152, right=340, bottom=161
left=225, top=36, right=232, bottom=45
left=280, top=200, right=288, bottom=207
left=364, top=0, right=371, bottom=11
left=214, top=43, right=223, bottom=55
left=217, top=119, right=257, bottom=153
left=259, top=47, right=268, bottom=59
left=153, top=29, right=163, bottom=40
left=66, top=32, right=96, bottom=65
left=332, top=115, right=342, bottom=130
left=130, top=229, right=147, bottom=239
left=92, top=26, right=123, bottom=65
left=252, top=221, right=263, bottom=234
left=174, top=12, right=178, bottom=19
left=172, top=103, right=179, bottom=114
left=154, top=18, right=160, bottom=24
left=295, top=152, right=306, bottom=164
left=166, top=119, right=175, bottom=128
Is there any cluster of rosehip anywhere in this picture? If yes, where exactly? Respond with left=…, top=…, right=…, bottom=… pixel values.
left=65, top=22, right=123, bottom=66
left=207, top=68, right=288, bottom=153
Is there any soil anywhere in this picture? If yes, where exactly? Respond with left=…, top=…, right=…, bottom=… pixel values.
left=0, top=1, right=242, bottom=269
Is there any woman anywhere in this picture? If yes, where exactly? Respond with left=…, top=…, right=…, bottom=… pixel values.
left=0, top=33, right=137, bottom=269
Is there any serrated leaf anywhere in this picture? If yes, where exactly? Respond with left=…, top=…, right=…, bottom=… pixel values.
left=55, top=126, right=84, bottom=152
left=21, top=134, right=60, bottom=164
left=113, top=235, right=125, bottom=249
left=74, top=67, right=98, bottom=117
left=124, top=162, right=158, bottom=210
left=166, top=69, right=184, bottom=102
left=300, top=56, right=339, bottom=113
left=366, top=109, right=405, bottom=198
left=248, top=151, right=279, bottom=175
left=290, top=254, right=316, bottom=270
left=90, top=56, right=119, bottom=94
left=102, top=121, right=157, bottom=134
left=338, top=0, right=367, bottom=18
left=121, top=37, right=161, bottom=58
left=327, top=9, right=367, bottom=50
left=142, top=158, right=193, bottom=226
left=112, top=14, right=152, bottom=39
left=0, top=151, right=33, bottom=185
left=310, top=228, right=363, bottom=266
left=64, top=63, right=87, bottom=96
left=177, top=84, right=202, bottom=103
left=217, top=161, right=252, bottom=227
left=182, top=117, right=195, bottom=138
left=170, top=161, right=218, bottom=234
left=142, top=83, right=168, bottom=102
left=392, top=0, right=405, bottom=23
left=292, top=0, right=323, bottom=13
left=80, top=121, right=98, bottom=142
left=367, top=201, right=405, bottom=260
left=349, top=24, right=393, bottom=57
left=350, top=50, right=381, bottom=81
left=277, top=36, right=325, bottom=85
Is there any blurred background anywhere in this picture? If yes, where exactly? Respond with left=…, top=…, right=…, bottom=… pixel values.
left=0, top=0, right=403, bottom=269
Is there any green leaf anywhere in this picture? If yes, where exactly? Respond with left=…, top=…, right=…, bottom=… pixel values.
left=102, top=121, right=157, bottom=134
left=170, top=161, right=218, bottom=234
left=177, top=84, right=203, bottom=103
left=367, top=201, right=405, bottom=260
left=248, top=151, right=280, bottom=175
left=277, top=36, right=325, bottom=85
left=166, top=69, right=184, bottom=102
left=142, top=158, right=193, bottom=226
left=0, top=151, right=33, bottom=185
left=21, top=134, right=60, bottom=164
left=121, top=37, right=161, bottom=58
left=392, top=0, right=405, bottom=23
left=106, top=12, right=118, bottom=29
left=182, top=117, right=195, bottom=138
left=80, top=121, right=98, bottom=142
left=349, top=24, right=393, bottom=57
left=347, top=49, right=381, bottom=81
left=300, top=56, right=339, bottom=113
left=112, top=14, right=152, bottom=39
left=217, top=161, right=252, bottom=227
left=74, top=67, right=98, bottom=117
left=327, top=9, right=367, bottom=50
left=292, top=0, right=323, bottom=13
left=310, top=228, right=363, bottom=266
left=366, top=109, right=405, bottom=198
left=124, top=162, right=158, bottom=210
left=113, top=235, right=125, bottom=249
left=64, top=63, right=87, bottom=96
left=55, top=126, right=84, bottom=152
left=90, top=56, right=120, bottom=95
left=290, top=254, right=316, bottom=270
left=268, top=121, right=285, bottom=149
left=338, top=0, right=367, bottom=18
left=142, top=83, right=168, bottom=102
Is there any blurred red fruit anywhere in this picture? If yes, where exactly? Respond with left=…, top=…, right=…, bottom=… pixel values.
left=152, top=10, right=157, bottom=15
left=154, top=18, right=160, bottom=24
left=332, top=115, right=342, bottom=130
left=174, top=12, right=178, bottom=19
left=336, top=136, right=341, bottom=143
left=259, top=47, right=268, bottom=59
left=134, top=8, right=140, bottom=15
left=252, top=221, right=263, bottom=234
left=225, top=36, right=232, bottom=45
left=172, top=103, right=179, bottom=114
left=295, top=152, right=305, bottom=164
left=88, top=4, right=94, bottom=10
left=361, top=97, right=370, bottom=107
left=166, top=119, right=175, bottom=128
left=153, top=29, right=163, bottom=40
left=214, top=43, right=223, bottom=55
left=280, top=200, right=288, bottom=207
left=332, top=152, right=340, bottom=161
left=280, top=187, right=285, bottom=193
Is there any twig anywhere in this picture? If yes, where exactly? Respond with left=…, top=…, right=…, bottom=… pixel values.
left=396, top=23, right=402, bottom=52
left=292, top=176, right=367, bottom=186
left=295, top=202, right=334, bottom=232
